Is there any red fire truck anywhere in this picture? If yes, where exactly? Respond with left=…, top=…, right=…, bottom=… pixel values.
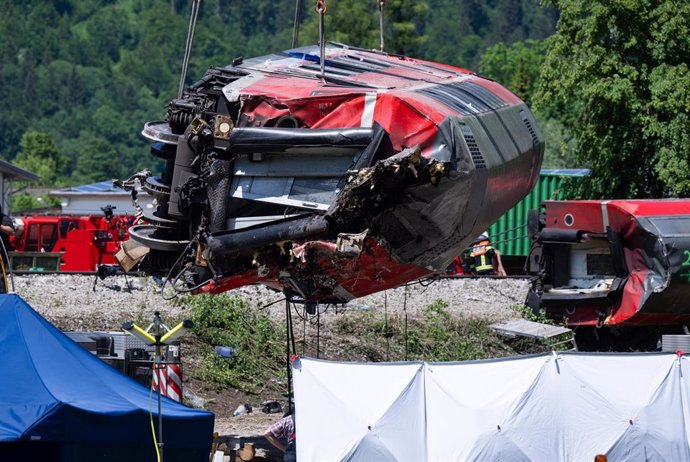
left=8, top=208, right=134, bottom=273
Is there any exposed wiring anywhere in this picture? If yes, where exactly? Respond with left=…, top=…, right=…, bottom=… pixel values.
left=259, top=297, right=287, bottom=311
left=158, top=239, right=214, bottom=299
left=165, top=265, right=212, bottom=297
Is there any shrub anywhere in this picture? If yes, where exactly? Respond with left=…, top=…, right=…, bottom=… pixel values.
left=185, top=294, right=285, bottom=392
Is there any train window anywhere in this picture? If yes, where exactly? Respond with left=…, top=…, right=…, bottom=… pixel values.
left=26, top=225, right=40, bottom=252
left=586, top=254, right=615, bottom=276
left=26, top=224, right=60, bottom=252
left=40, top=225, right=58, bottom=252
left=648, top=217, right=690, bottom=237
left=59, top=220, right=79, bottom=238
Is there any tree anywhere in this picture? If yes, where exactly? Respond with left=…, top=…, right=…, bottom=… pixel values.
left=300, top=0, right=380, bottom=49
left=536, top=0, right=690, bottom=198
left=479, top=40, right=548, bottom=105
left=299, top=0, right=427, bottom=54
left=384, top=0, right=429, bottom=56
left=479, top=39, right=576, bottom=169
left=72, top=135, right=124, bottom=184
left=14, top=131, right=63, bottom=185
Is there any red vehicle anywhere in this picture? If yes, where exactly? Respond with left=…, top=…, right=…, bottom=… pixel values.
left=527, top=199, right=690, bottom=349
left=122, top=43, right=544, bottom=303
left=9, top=210, right=133, bottom=272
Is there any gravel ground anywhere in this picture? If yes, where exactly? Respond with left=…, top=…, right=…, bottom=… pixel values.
left=11, top=273, right=530, bottom=438
left=13, top=274, right=530, bottom=331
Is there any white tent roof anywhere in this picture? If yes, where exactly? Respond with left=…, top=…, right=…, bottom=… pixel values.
left=292, top=352, right=690, bottom=461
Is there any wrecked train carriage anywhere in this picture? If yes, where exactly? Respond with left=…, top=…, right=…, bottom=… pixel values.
left=527, top=199, right=690, bottom=331
left=125, top=44, right=544, bottom=302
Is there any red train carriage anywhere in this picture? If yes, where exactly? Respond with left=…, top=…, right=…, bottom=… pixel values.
left=123, top=44, right=544, bottom=302
left=527, top=200, right=690, bottom=349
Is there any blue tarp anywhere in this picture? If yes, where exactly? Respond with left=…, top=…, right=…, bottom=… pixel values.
left=0, top=294, right=214, bottom=461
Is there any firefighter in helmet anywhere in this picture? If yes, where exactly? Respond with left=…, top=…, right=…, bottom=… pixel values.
left=460, top=232, right=507, bottom=276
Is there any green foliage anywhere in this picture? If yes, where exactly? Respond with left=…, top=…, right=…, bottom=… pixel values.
left=511, top=304, right=574, bottom=351
left=11, top=192, right=61, bottom=213
left=512, top=304, right=553, bottom=325
left=185, top=294, right=284, bottom=392
left=479, top=40, right=548, bottom=105
left=479, top=39, right=577, bottom=169
left=15, top=131, right=63, bottom=185
left=0, top=0, right=558, bottom=190
left=72, top=135, right=125, bottom=183
left=424, top=0, right=558, bottom=68
left=406, top=299, right=489, bottom=361
left=536, top=0, right=690, bottom=198
left=332, top=299, right=517, bottom=362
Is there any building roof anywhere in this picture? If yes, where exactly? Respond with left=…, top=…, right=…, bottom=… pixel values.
left=0, top=160, right=40, bottom=182
left=51, top=181, right=127, bottom=196
left=541, top=168, right=591, bottom=177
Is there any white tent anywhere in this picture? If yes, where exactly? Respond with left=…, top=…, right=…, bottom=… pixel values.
left=292, top=352, right=690, bottom=461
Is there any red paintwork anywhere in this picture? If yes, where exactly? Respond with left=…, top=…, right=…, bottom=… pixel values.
left=10, top=215, right=134, bottom=272
left=543, top=200, right=690, bottom=234
left=195, top=49, right=538, bottom=300
left=238, top=51, right=512, bottom=159
left=541, top=200, right=690, bottom=326
left=200, top=238, right=431, bottom=300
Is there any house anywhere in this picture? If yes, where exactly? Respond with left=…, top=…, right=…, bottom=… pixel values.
left=0, top=160, right=41, bottom=212
left=51, top=180, right=155, bottom=215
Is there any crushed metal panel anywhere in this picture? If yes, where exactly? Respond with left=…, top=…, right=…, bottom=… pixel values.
left=490, top=319, right=572, bottom=340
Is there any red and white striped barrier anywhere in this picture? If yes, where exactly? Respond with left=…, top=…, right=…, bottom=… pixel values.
left=152, top=363, right=183, bottom=402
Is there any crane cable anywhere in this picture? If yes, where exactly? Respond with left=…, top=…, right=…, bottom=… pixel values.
left=292, top=0, right=302, bottom=48
left=384, top=290, right=390, bottom=361
left=316, top=0, right=327, bottom=79
left=178, top=0, right=202, bottom=99
left=378, top=0, right=386, bottom=51
left=284, top=295, right=296, bottom=414
left=403, top=284, right=408, bottom=360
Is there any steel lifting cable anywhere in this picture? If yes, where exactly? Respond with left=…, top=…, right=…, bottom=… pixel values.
left=285, top=295, right=294, bottom=414
left=316, top=0, right=327, bottom=78
left=384, top=290, right=390, bottom=361
left=288, top=301, right=297, bottom=355
left=178, top=0, right=202, bottom=99
left=403, top=284, right=408, bottom=360
left=292, top=0, right=302, bottom=48
left=302, top=301, right=307, bottom=355
left=378, top=0, right=386, bottom=51
left=316, top=303, right=321, bottom=359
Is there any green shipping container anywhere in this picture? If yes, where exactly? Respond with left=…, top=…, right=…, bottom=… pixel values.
left=488, top=169, right=590, bottom=257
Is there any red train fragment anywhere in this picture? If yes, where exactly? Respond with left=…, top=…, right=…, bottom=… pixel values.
left=121, top=44, right=544, bottom=302
left=527, top=199, right=690, bottom=328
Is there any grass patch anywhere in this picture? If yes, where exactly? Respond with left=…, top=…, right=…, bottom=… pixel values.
left=332, top=299, right=523, bottom=362
left=184, top=294, right=285, bottom=393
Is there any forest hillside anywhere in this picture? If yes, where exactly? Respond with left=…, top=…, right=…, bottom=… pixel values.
left=1, top=0, right=689, bottom=208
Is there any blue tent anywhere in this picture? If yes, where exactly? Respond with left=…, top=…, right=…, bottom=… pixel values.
left=0, top=294, right=214, bottom=461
